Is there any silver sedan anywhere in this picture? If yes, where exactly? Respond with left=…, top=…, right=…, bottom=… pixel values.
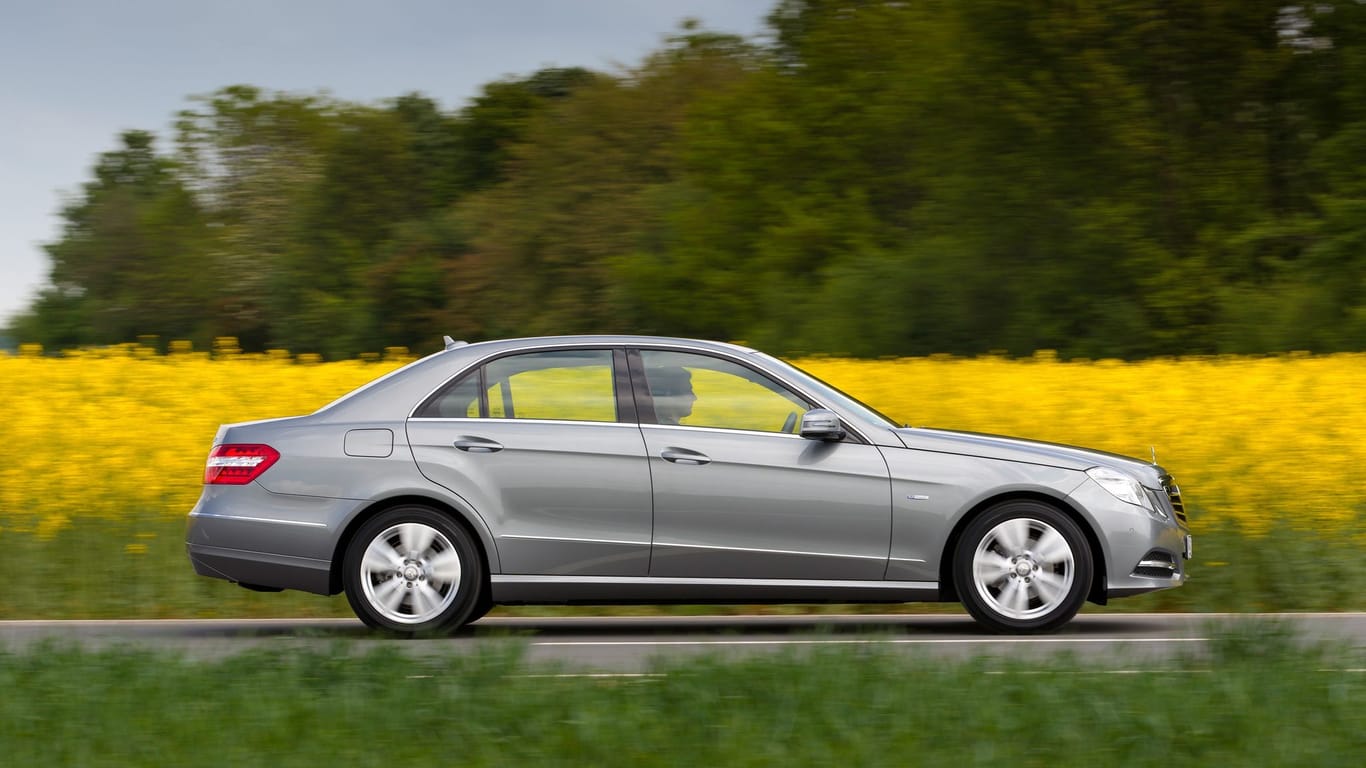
left=187, top=335, right=1191, bottom=634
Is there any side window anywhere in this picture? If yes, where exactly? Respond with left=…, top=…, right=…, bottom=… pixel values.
left=423, top=374, right=482, bottom=418
left=418, top=349, right=618, bottom=422
left=638, top=350, right=811, bottom=433
left=485, top=350, right=616, bottom=421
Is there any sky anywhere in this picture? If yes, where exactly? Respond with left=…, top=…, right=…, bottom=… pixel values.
left=0, top=0, right=775, bottom=325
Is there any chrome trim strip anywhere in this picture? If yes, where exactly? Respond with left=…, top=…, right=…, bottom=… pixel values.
left=639, top=423, right=806, bottom=440
left=1136, top=559, right=1178, bottom=572
left=407, top=342, right=622, bottom=420
left=625, top=343, right=874, bottom=442
left=500, top=534, right=650, bottom=548
left=492, top=575, right=937, bottom=590
left=653, top=541, right=887, bottom=561
left=888, top=556, right=928, bottom=564
left=188, top=511, right=328, bottom=529
left=408, top=417, right=634, bottom=428
left=405, top=340, right=875, bottom=444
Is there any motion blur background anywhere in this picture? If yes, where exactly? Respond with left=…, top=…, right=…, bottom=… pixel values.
left=5, top=6, right=1365, bottom=760
left=1, top=1, right=1364, bottom=621
left=5, top=0, right=1366, bottom=359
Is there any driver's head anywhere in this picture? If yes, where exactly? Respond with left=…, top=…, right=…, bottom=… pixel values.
left=648, top=366, right=695, bottom=424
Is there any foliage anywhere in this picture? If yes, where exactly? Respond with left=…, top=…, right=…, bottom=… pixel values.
left=2, top=348, right=1361, bottom=536
left=1, top=637, right=1363, bottom=766
left=1, top=348, right=1363, bottom=618
left=9, top=3, right=1366, bottom=358
left=5, top=513, right=1365, bottom=619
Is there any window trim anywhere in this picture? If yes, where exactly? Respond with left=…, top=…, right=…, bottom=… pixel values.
left=626, top=347, right=866, bottom=443
left=408, top=340, right=871, bottom=444
left=613, top=348, right=639, bottom=424
left=412, top=346, right=624, bottom=424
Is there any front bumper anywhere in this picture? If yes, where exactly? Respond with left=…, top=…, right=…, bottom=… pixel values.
left=1068, top=479, right=1191, bottom=599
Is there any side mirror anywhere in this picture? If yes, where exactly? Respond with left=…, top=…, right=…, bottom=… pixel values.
left=799, top=409, right=845, bottom=441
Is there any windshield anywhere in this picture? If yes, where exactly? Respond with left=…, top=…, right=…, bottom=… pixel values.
left=755, top=353, right=900, bottom=428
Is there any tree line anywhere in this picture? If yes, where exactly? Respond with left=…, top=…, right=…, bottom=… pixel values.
left=9, top=0, right=1366, bottom=359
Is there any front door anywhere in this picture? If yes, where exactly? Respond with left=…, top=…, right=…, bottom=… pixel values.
left=634, top=349, right=892, bottom=580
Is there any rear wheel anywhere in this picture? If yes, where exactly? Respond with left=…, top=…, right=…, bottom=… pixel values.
left=343, top=505, right=485, bottom=634
left=953, top=501, right=1091, bottom=634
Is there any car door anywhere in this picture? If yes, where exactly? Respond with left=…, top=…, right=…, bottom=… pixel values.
left=633, top=349, right=892, bottom=580
left=407, top=347, right=653, bottom=576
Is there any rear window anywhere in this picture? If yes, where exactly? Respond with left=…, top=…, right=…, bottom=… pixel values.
left=416, top=349, right=617, bottom=422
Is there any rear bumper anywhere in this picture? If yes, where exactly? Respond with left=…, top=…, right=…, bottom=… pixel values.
left=187, top=543, right=332, bottom=595
left=186, top=483, right=360, bottom=595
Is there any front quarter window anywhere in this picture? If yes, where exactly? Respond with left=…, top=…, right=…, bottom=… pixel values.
left=421, top=375, right=482, bottom=418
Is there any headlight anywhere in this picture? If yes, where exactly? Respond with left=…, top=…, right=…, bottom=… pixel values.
left=1086, top=466, right=1155, bottom=511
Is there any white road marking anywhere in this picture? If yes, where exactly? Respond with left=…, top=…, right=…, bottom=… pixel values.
left=515, top=673, right=668, bottom=679
left=530, top=637, right=1210, bottom=648
left=1, top=612, right=1362, bottom=627
left=985, top=669, right=1211, bottom=675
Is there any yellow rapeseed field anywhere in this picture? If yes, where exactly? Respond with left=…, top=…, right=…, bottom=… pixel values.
left=1, top=342, right=1362, bottom=538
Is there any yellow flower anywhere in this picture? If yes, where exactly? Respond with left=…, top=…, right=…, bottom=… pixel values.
left=1, top=346, right=1360, bottom=537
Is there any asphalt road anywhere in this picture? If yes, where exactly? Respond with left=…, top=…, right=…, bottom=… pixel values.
left=2, top=613, right=1362, bottom=672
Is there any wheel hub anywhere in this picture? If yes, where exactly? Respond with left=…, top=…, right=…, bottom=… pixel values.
left=971, top=516, right=1077, bottom=623
left=358, top=520, right=462, bottom=626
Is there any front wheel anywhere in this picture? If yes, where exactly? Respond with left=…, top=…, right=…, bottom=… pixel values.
left=343, top=505, right=485, bottom=634
left=953, top=501, right=1092, bottom=634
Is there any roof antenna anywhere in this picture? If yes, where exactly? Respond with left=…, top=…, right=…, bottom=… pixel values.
left=443, top=336, right=466, bottom=351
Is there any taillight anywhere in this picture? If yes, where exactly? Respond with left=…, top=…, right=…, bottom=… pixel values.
left=204, top=444, right=280, bottom=485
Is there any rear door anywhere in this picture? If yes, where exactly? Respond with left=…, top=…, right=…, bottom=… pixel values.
left=407, top=347, right=653, bottom=576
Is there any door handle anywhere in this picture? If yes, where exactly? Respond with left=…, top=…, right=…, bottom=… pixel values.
left=661, top=448, right=710, bottom=465
left=454, top=436, right=504, bottom=453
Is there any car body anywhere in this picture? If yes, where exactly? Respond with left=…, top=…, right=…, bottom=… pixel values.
left=187, top=335, right=1191, bottom=633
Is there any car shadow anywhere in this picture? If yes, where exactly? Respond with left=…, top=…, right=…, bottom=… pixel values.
left=144, top=613, right=1175, bottom=641
left=456, top=612, right=1173, bottom=639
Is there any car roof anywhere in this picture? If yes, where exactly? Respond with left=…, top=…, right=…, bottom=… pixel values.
left=313, top=335, right=762, bottom=419
left=443, top=335, right=762, bottom=357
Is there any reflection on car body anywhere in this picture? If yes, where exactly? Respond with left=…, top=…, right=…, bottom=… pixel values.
left=187, top=335, right=1191, bottom=634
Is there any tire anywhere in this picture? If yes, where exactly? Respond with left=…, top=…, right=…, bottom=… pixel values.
left=953, top=501, right=1092, bottom=634
left=467, top=583, right=494, bottom=624
left=343, top=505, right=485, bottom=634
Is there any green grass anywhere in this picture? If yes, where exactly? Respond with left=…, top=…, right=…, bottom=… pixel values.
left=0, top=515, right=356, bottom=619
left=2, top=513, right=1364, bottom=619
left=1, top=624, right=1362, bottom=766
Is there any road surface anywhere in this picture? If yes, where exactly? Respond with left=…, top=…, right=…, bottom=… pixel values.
left=2, top=613, right=1362, bottom=672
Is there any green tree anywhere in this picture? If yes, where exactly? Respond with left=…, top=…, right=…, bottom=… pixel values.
left=13, top=2, right=1366, bottom=359
left=174, top=85, right=336, bottom=350
left=35, top=131, right=213, bottom=347
left=451, top=67, right=597, bottom=194
left=456, top=25, right=757, bottom=337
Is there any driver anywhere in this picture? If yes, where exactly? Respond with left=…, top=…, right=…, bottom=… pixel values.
left=648, top=366, right=696, bottom=426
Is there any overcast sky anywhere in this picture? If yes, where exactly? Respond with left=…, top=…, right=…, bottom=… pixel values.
left=0, top=0, right=774, bottom=324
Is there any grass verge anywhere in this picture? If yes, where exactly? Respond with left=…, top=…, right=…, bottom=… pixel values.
left=2, top=515, right=1364, bottom=618
left=1, top=623, right=1362, bottom=765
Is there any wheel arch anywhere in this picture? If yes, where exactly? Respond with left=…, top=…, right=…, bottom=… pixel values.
left=937, top=491, right=1108, bottom=606
left=328, top=494, right=498, bottom=595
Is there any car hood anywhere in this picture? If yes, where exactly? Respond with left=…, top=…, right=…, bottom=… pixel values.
left=891, top=427, right=1167, bottom=487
